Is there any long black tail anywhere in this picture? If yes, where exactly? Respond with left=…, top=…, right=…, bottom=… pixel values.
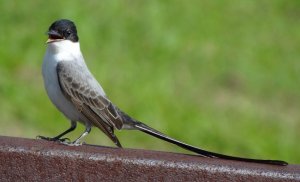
left=132, top=121, right=288, bottom=166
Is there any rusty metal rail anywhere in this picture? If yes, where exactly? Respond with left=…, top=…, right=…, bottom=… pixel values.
left=0, top=136, right=299, bottom=181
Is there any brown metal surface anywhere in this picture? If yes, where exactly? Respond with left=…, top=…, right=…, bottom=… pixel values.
left=0, top=136, right=299, bottom=181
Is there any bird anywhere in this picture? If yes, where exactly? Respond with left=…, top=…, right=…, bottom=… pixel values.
left=38, top=19, right=288, bottom=166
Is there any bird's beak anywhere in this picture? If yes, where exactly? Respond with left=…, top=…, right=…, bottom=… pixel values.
left=46, top=39, right=55, bottom=43
left=46, top=30, right=64, bottom=43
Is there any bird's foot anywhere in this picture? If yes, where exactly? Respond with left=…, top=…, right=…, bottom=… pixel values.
left=36, top=135, right=70, bottom=143
left=59, top=139, right=85, bottom=146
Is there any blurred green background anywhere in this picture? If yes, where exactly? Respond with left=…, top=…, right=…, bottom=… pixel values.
left=0, top=1, right=299, bottom=163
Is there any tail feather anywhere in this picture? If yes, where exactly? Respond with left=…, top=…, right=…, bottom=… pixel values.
left=117, top=108, right=287, bottom=166
left=133, top=121, right=288, bottom=166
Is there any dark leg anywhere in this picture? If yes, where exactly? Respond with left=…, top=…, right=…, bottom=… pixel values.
left=60, top=124, right=92, bottom=146
left=37, top=121, right=77, bottom=142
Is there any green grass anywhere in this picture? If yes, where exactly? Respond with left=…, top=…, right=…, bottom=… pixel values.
left=0, top=1, right=299, bottom=163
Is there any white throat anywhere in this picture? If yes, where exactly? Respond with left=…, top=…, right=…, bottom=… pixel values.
left=46, top=40, right=83, bottom=63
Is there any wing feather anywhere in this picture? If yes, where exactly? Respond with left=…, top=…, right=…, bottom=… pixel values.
left=56, top=61, right=124, bottom=145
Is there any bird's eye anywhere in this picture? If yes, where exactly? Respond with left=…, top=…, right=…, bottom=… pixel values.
left=65, top=30, right=71, bottom=36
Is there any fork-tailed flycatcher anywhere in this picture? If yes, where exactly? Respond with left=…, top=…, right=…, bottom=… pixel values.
left=38, top=19, right=287, bottom=166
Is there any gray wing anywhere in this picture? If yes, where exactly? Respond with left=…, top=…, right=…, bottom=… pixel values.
left=56, top=61, right=124, bottom=146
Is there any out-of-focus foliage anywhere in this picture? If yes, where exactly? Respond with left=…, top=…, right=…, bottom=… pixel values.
left=0, top=1, right=299, bottom=163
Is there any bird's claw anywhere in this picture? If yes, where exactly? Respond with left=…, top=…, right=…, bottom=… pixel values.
left=59, top=140, right=85, bottom=146
left=58, top=138, right=71, bottom=142
left=36, top=136, right=86, bottom=146
left=36, top=135, right=70, bottom=143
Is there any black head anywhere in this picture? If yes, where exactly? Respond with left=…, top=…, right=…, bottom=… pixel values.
left=47, top=19, right=79, bottom=43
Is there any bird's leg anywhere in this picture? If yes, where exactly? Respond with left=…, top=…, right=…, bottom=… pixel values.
left=60, top=124, right=91, bottom=146
left=37, top=121, right=77, bottom=142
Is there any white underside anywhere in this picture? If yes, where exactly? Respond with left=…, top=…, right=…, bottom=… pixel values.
left=42, top=40, right=87, bottom=123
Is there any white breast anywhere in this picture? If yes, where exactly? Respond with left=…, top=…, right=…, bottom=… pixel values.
left=42, top=41, right=83, bottom=122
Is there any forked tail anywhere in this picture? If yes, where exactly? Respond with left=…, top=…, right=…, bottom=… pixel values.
left=132, top=121, right=288, bottom=166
